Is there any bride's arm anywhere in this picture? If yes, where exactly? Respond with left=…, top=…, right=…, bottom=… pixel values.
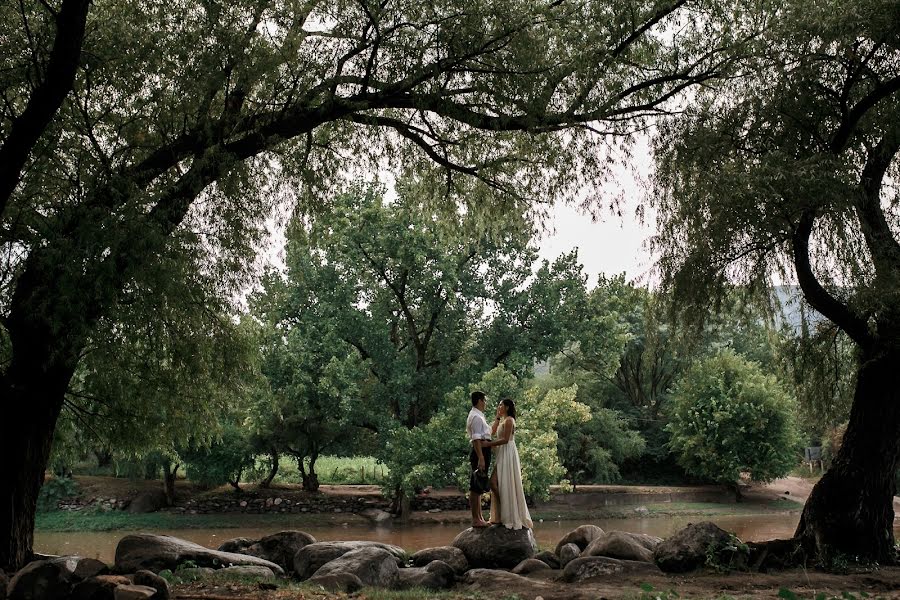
left=491, top=418, right=514, bottom=447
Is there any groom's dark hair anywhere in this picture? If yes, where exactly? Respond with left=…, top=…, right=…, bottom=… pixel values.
left=471, top=391, right=485, bottom=406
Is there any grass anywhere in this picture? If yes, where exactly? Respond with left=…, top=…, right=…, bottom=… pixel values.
left=270, top=455, right=388, bottom=486
left=34, top=508, right=358, bottom=532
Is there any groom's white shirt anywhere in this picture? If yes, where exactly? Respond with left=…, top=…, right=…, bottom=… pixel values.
left=466, top=407, right=492, bottom=443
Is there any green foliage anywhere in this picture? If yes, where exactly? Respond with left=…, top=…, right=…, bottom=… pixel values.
left=667, top=350, right=800, bottom=488
left=36, top=477, right=81, bottom=513
left=181, top=422, right=256, bottom=489
left=704, top=534, right=750, bottom=573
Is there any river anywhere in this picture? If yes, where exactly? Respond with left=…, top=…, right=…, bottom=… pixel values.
left=34, top=513, right=836, bottom=564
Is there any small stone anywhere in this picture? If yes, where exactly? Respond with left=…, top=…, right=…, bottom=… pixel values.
left=274, top=498, right=282, bottom=505
left=239, top=501, right=248, bottom=507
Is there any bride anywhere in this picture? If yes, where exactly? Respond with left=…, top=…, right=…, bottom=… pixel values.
left=485, top=398, right=533, bottom=530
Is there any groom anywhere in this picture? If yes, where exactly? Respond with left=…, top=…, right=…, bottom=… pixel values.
left=466, top=391, right=499, bottom=528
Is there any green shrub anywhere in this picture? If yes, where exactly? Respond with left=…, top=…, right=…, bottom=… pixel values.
left=667, top=350, right=800, bottom=496
left=37, top=477, right=81, bottom=512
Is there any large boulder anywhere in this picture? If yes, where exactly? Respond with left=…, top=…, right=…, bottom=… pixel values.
left=219, top=565, right=277, bottom=579
left=309, top=547, right=400, bottom=588
left=128, top=491, right=168, bottom=514
left=452, top=526, right=537, bottom=569
left=654, top=522, right=748, bottom=573
left=132, top=571, right=169, bottom=600
left=558, top=543, right=581, bottom=568
left=113, top=584, right=158, bottom=600
left=553, top=524, right=604, bottom=556
left=395, top=560, right=456, bottom=590
left=532, top=550, right=560, bottom=569
left=561, top=556, right=661, bottom=582
left=7, top=556, right=98, bottom=600
left=114, top=534, right=284, bottom=575
left=307, top=573, right=363, bottom=593
left=510, top=558, right=551, bottom=575
left=217, top=531, right=316, bottom=573
left=410, top=546, right=468, bottom=575
left=71, top=575, right=133, bottom=600
left=582, top=531, right=661, bottom=563
left=293, top=541, right=405, bottom=580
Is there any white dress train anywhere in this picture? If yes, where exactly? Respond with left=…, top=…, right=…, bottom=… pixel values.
left=489, top=418, right=533, bottom=530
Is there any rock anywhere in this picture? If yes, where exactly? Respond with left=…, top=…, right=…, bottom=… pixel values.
left=634, top=506, right=650, bottom=515
left=7, top=556, right=82, bottom=600
left=461, top=569, right=539, bottom=590
left=410, top=546, right=468, bottom=575
left=654, top=521, right=748, bottom=573
left=558, top=543, right=581, bottom=568
left=532, top=551, right=560, bottom=569
left=293, top=541, right=405, bottom=580
left=114, top=534, right=284, bottom=575
left=132, top=570, right=169, bottom=600
left=310, top=547, right=399, bottom=588
left=510, top=558, right=550, bottom=575
left=553, top=524, right=604, bottom=556
left=561, top=556, right=661, bottom=582
left=218, top=531, right=316, bottom=573
left=0, top=572, right=8, bottom=600
left=395, top=560, right=456, bottom=590
left=71, top=575, right=132, bottom=600
left=582, top=531, right=661, bottom=563
left=73, top=558, right=110, bottom=580
left=128, top=490, right=168, bottom=514
left=360, top=508, right=393, bottom=524
left=307, top=573, right=364, bottom=593
left=114, top=584, right=158, bottom=600
left=452, top=526, right=538, bottom=569
left=216, top=538, right=253, bottom=553
left=219, top=565, right=276, bottom=579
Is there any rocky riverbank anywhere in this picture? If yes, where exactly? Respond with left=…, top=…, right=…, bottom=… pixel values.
left=8, top=523, right=900, bottom=600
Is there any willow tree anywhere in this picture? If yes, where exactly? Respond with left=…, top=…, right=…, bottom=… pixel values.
left=0, top=0, right=755, bottom=570
left=653, top=0, right=900, bottom=564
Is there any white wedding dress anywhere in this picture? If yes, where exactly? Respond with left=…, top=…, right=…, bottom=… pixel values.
left=490, top=418, right=533, bottom=530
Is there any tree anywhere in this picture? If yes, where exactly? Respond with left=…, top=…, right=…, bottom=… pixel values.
left=667, top=350, right=799, bottom=500
left=248, top=273, right=363, bottom=492
left=0, top=0, right=758, bottom=569
left=181, top=422, right=257, bottom=491
left=652, top=0, right=900, bottom=562
left=275, top=182, right=591, bottom=508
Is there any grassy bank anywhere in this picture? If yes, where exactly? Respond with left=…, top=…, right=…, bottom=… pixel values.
left=35, top=509, right=364, bottom=533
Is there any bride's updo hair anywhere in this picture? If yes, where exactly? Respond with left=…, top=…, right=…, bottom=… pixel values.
left=501, top=398, right=516, bottom=419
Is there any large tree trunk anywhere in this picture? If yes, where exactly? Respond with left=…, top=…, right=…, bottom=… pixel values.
left=162, top=462, right=179, bottom=506
left=795, top=345, right=900, bottom=566
left=0, top=352, right=73, bottom=571
left=259, top=449, right=279, bottom=488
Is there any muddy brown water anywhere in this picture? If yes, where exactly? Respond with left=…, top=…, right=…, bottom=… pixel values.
left=33, top=513, right=840, bottom=564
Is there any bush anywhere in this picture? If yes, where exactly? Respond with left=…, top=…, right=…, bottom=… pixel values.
left=37, top=476, right=81, bottom=512
left=182, top=423, right=256, bottom=489
left=667, top=350, right=800, bottom=496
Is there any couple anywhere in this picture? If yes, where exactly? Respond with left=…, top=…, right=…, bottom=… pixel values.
left=466, top=391, right=533, bottom=530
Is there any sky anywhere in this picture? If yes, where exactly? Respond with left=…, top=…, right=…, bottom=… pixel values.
left=535, top=136, right=657, bottom=288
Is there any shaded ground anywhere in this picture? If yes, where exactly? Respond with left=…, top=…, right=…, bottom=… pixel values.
left=168, top=566, right=900, bottom=600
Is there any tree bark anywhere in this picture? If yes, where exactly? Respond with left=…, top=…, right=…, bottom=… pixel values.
left=162, top=462, right=179, bottom=506
left=259, top=450, right=279, bottom=488
left=0, top=350, right=73, bottom=571
left=795, top=345, right=900, bottom=566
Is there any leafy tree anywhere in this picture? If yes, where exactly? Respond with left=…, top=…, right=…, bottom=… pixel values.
left=248, top=275, right=364, bottom=491
left=0, top=0, right=762, bottom=570
left=280, top=184, right=590, bottom=491
left=667, top=350, right=800, bottom=500
left=181, top=422, right=257, bottom=491
left=385, top=365, right=591, bottom=515
left=652, top=0, right=900, bottom=561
